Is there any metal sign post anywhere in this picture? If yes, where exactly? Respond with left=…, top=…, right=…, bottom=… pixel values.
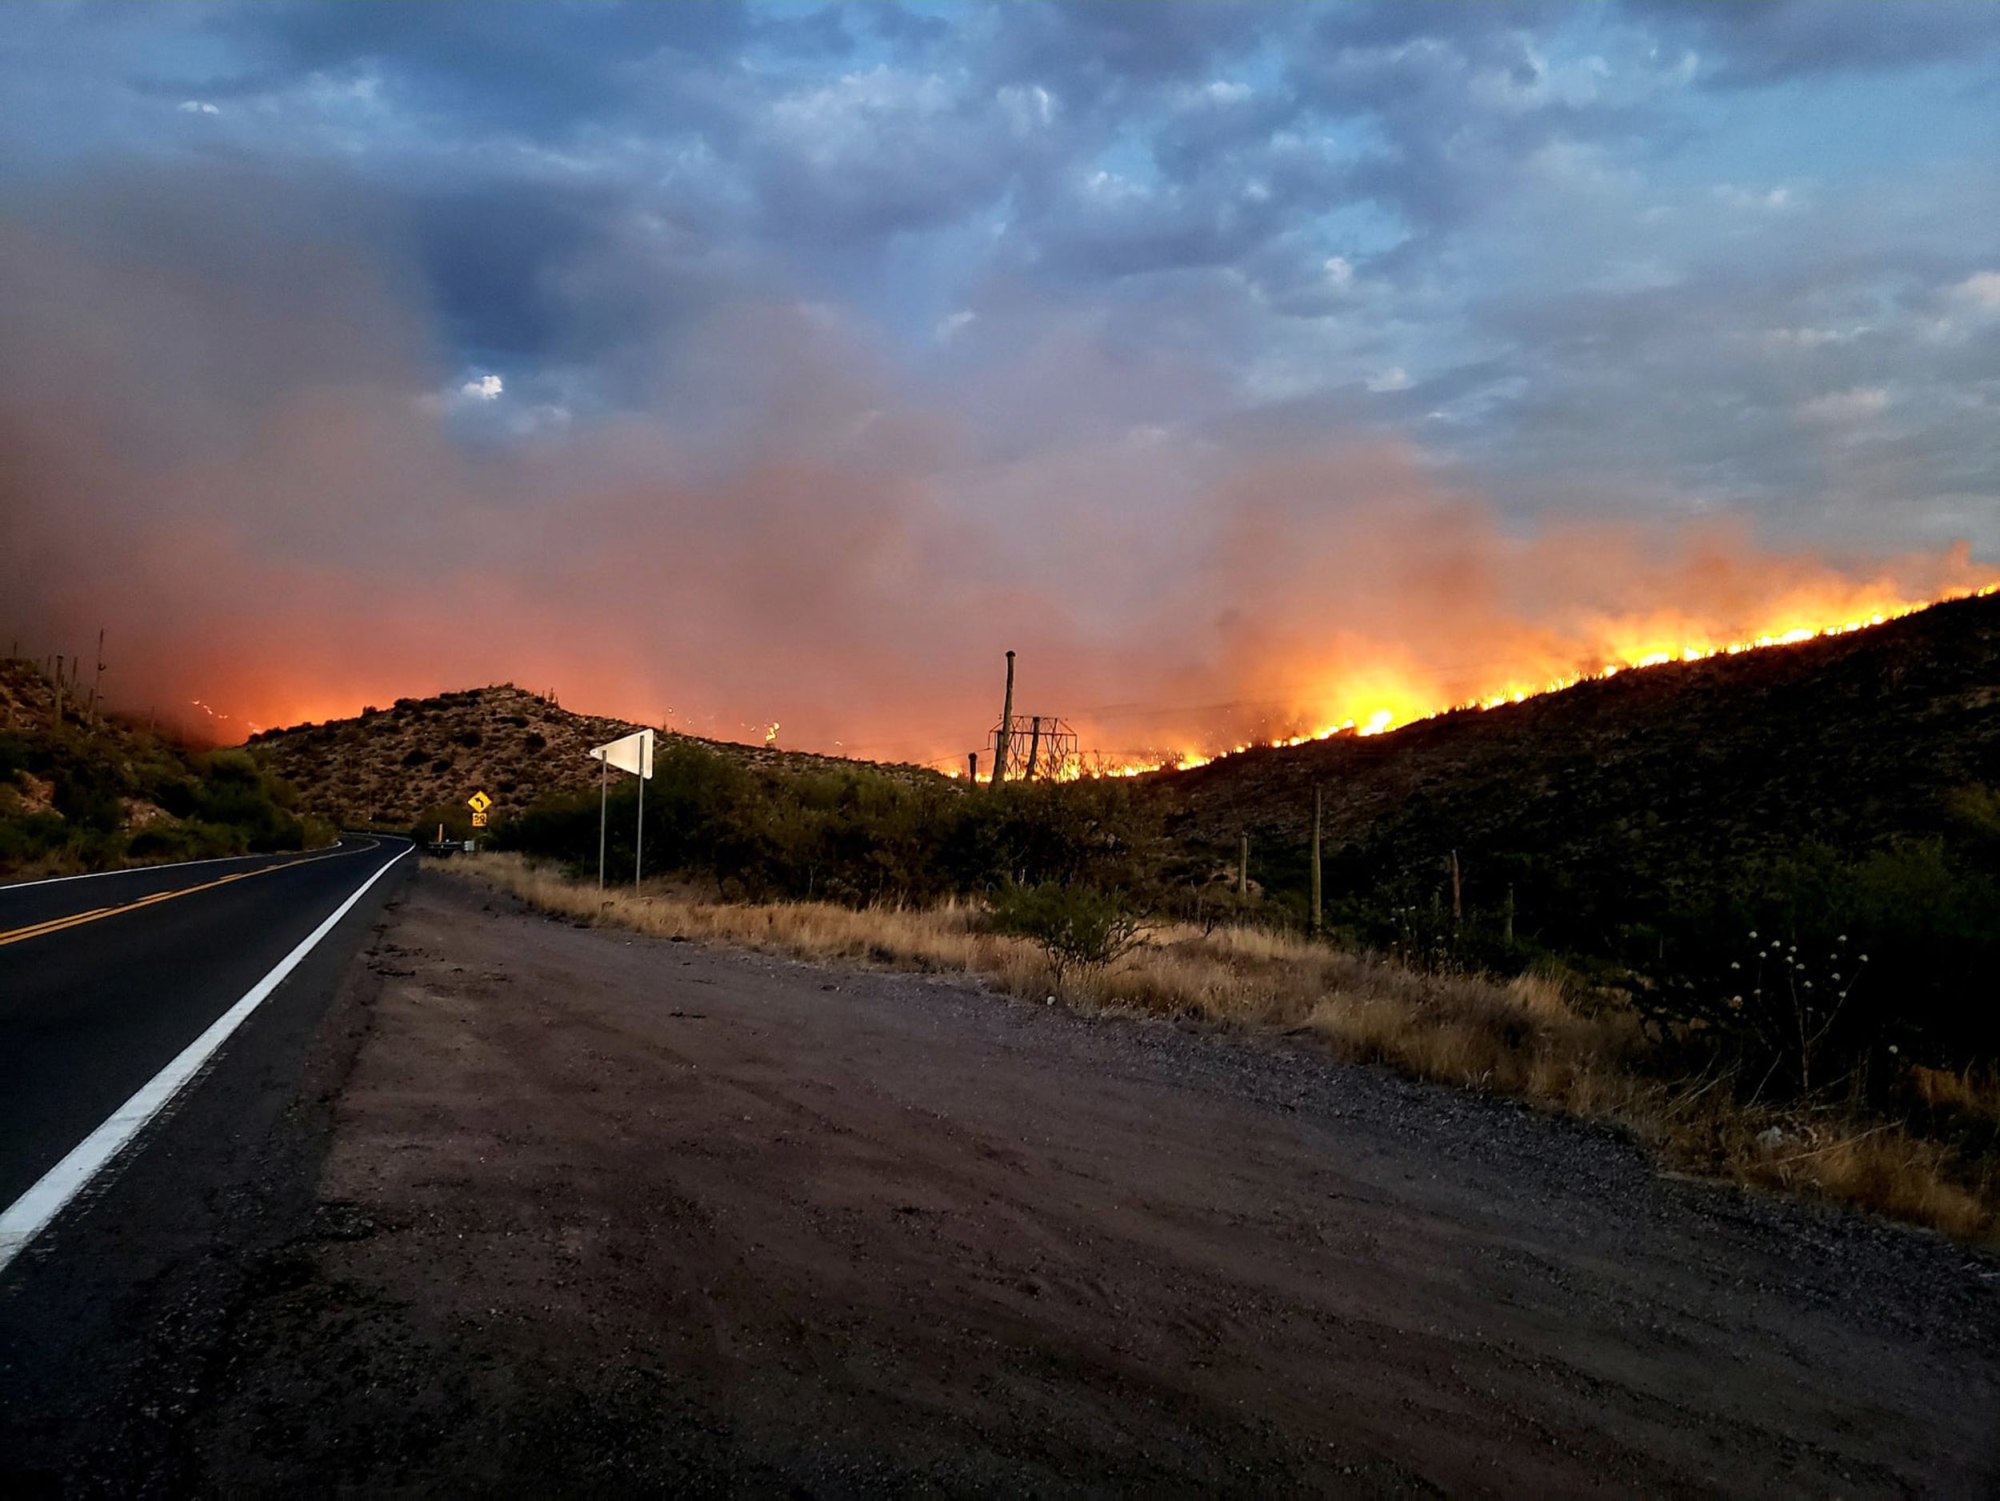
left=588, top=729, right=656, bottom=889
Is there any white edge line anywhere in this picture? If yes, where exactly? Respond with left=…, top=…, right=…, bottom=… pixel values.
left=0, top=837, right=359, bottom=894
left=0, top=842, right=412, bottom=1275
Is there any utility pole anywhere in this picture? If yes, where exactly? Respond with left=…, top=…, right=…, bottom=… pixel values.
left=1024, top=715, right=1042, bottom=781
left=1310, top=787, right=1323, bottom=936
left=991, top=649, right=1016, bottom=789
left=1450, top=849, right=1462, bottom=928
left=967, top=751, right=978, bottom=784
left=1504, top=882, right=1515, bottom=945
left=1237, top=832, right=1250, bottom=897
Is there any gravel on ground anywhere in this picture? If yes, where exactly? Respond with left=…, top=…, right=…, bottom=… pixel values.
left=184, top=871, right=2000, bottom=1495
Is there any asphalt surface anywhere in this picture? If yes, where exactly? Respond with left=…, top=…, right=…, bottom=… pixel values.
left=0, top=837, right=414, bottom=1494
left=0, top=839, right=408, bottom=1212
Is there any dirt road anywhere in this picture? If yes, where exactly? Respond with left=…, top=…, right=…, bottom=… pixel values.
left=101, top=873, right=2000, bottom=1493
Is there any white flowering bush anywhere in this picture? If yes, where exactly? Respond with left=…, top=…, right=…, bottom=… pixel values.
left=1639, top=928, right=1875, bottom=1098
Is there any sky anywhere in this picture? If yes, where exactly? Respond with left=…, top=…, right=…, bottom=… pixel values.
left=1, top=0, right=1996, bottom=767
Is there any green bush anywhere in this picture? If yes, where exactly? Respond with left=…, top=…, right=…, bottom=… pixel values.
left=495, top=744, right=1161, bottom=907
left=127, top=818, right=249, bottom=862
left=0, top=808, right=70, bottom=865
left=0, top=697, right=313, bottom=875
left=190, top=750, right=307, bottom=851
left=990, top=882, right=1147, bottom=996
left=1635, top=795, right=2000, bottom=1093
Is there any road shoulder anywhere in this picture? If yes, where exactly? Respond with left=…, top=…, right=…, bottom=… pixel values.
left=162, top=870, right=2000, bottom=1494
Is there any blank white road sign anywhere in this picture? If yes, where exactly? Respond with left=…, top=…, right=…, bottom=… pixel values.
left=590, top=728, right=655, bottom=779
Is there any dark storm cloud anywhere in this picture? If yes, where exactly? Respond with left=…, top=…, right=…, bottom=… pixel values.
left=1628, top=0, right=2000, bottom=84
left=979, top=0, right=1275, bottom=94
left=1465, top=213, right=2000, bottom=541
left=1287, top=8, right=1673, bottom=243
left=404, top=182, right=611, bottom=365
left=229, top=0, right=753, bottom=132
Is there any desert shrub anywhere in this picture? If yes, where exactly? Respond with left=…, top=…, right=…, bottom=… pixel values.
left=990, top=881, right=1147, bottom=996
left=127, top=818, right=249, bottom=861
left=1637, top=800, right=2000, bottom=1095
left=409, top=801, right=475, bottom=845
left=54, top=775, right=125, bottom=834
left=496, top=743, right=1160, bottom=907
left=0, top=684, right=316, bottom=873
left=1154, top=877, right=1258, bottom=937
left=1243, top=777, right=2000, bottom=1079
left=190, top=750, right=308, bottom=851
left=0, top=808, right=69, bottom=864
left=1640, top=931, right=1872, bottom=1098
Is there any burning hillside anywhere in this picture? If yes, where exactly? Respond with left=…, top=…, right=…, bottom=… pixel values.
left=1162, top=584, right=2000, bottom=939
left=1101, top=576, right=2000, bottom=777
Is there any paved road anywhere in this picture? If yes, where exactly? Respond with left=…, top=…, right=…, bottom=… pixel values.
left=0, top=839, right=410, bottom=1231
left=0, top=837, right=415, bottom=1492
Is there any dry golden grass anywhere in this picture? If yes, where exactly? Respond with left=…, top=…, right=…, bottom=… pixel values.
left=459, top=853, right=1997, bottom=1246
left=1734, top=1126, right=1993, bottom=1241
left=1910, top=1063, right=2000, bottom=1127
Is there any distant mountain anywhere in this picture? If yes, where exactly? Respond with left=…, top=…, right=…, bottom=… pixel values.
left=1159, top=591, right=2000, bottom=959
left=245, top=685, right=945, bottom=827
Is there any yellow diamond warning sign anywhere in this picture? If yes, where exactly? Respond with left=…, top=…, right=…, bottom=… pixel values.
left=467, top=790, right=493, bottom=814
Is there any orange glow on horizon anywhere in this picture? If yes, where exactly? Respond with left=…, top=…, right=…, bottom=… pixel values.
left=183, top=579, right=1996, bottom=778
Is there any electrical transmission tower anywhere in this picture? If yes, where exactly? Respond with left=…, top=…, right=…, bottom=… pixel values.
left=988, top=713, right=1081, bottom=781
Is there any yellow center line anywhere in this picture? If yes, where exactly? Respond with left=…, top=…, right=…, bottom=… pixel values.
left=0, top=848, right=361, bottom=949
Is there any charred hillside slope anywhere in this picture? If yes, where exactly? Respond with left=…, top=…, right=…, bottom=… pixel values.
left=1162, top=592, right=2000, bottom=963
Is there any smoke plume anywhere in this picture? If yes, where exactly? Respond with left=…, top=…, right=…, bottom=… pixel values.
left=2, top=169, right=1989, bottom=770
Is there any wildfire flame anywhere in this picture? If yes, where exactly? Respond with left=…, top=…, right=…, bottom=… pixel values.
left=1074, top=581, right=2000, bottom=779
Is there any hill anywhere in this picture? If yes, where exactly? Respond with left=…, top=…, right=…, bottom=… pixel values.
left=1157, top=591, right=2000, bottom=1052
left=245, top=685, right=948, bottom=828
left=1167, top=590, right=1999, bottom=867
